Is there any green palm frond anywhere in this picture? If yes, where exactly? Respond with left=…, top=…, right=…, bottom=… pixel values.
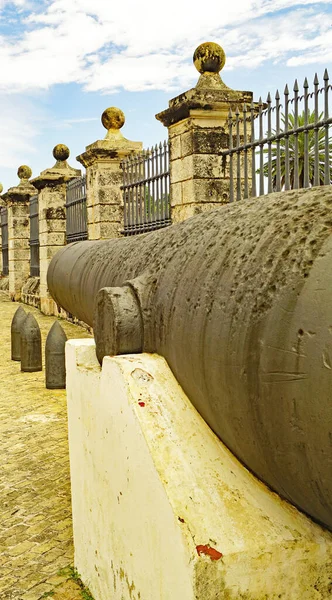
left=257, top=110, right=332, bottom=189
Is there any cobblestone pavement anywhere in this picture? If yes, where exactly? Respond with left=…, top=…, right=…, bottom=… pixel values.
left=0, top=293, right=92, bottom=599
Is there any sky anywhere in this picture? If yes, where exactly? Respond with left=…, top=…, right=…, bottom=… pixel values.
left=0, top=0, right=331, bottom=190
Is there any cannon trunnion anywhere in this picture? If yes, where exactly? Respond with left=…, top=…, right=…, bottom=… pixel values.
left=48, top=187, right=332, bottom=531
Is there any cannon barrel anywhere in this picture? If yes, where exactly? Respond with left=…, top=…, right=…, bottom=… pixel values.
left=48, top=187, right=332, bottom=530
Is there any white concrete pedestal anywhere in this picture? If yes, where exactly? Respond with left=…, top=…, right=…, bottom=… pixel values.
left=66, top=339, right=332, bottom=600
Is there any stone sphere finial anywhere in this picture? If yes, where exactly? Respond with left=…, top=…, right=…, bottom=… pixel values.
left=53, top=144, right=70, bottom=162
left=193, top=42, right=226, bottom=74
left=101, top=107, right=125, bottom=131
left=17, top=165, right=32, bottom=181
left=0, top=183, right=3, bottom=194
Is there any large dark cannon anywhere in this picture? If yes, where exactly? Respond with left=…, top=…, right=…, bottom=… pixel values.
left=48, top=186, right=332, bottom=531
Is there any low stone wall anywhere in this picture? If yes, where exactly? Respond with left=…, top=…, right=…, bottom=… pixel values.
left=66, top=339, right=332, bottom=600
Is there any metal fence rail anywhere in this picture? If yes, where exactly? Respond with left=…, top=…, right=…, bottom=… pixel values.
left=66, top=176, right=88, bottom=243
left=121, top=141, right=170, bottom=235
left=0, top=207, right=8, bottom=275
left=29, top=194, right=40, bottom=277
left=222, top=69, right=332, bottom=202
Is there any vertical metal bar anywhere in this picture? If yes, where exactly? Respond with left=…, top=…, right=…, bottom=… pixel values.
left=142, top=151, right=146, bottom=228
left=136, top=153, right=140, bottom=230
left=228, top=109, right=234, bottom=203
left=243, top=104, right=248, bottom=199
left=236, top=106, right=241, bottom=201
left=164, top=140, right=170, bottom=220
left=275, top=90, right=281, bottom=192
left=139, top=150, right=147, bottom=226
left=146, top=150, right=151, bottom=223
left=250, top=100, right=257, bottom=198
left=130, top=155, right=135, bottom=230
left=259, top=97, right=264, bottom=196
left=284, top=84, right=290, bottom=191
left=159, top=141, right=164, bottom=221
left=150, top=146, right=155, bottom=223
left=138, top=152, right=143, bottom=229
left=314, top=73, right=320, bottom=187
left=122, top=160, right=127, bottom=231
left=267, top=92, right=272, bottom=194
left=324, top=69, right=330, bottom=185
left=303, top=77, right=309, bottom=188
left=155, top=144, right=160, bottom=223
left=293, top=79, right=299, bottom=190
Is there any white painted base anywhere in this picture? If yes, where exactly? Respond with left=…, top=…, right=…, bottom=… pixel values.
left=66, top=340, right=332, bottom=600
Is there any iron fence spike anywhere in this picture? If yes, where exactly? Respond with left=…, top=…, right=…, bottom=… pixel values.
left=284, top=83, right=289, bottom=95
left=324, top=68, right=329, bottom=81
left=314, top=73, right=319, bottom=85
left=275, top=89, right=280, bottom=100
left=267, top=92, right=272, bottom=103
left=303, top=77, right=309, bottom=89
left=293, top=79, right=299, bottom=92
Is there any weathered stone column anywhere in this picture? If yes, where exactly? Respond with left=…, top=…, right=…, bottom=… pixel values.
left=3, top=166, right=36, bottom=301
left=77, top=107, right=142, bottom=240
left=32, top=144, right=81, bottom=315
left=156, top=42, right=253, bottom=223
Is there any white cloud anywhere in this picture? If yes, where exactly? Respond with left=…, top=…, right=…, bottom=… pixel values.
left=0, top=0, right=330, bottom=182
left=0, top=95, right=45, bottom=168
left=0, top=0, right=330, bottom=93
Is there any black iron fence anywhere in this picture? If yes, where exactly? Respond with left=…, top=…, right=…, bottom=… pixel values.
left=121, top=141, right=170, bottom=235
left=29, top=194, right=40, bottom=277
left=0, top=207, right=8, bottom=275
left=66, top=176, right=88, bottom=243
left=222, top=69, right=332, bottom=202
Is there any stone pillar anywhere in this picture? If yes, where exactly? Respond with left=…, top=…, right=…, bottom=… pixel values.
left=156, top=42, right=253, bottom=223
left=32, top=144, right=81, bottom=315
left=3, top=166, right=36, bottom=301
left=77, top=107, right=142, bottom=240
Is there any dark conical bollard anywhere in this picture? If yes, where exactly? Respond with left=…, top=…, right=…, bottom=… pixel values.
left=20, top=313, right=42, bottom=372
left=11, top=306, right=26, bottom=361
left=45, top=321, right=67, bottom=389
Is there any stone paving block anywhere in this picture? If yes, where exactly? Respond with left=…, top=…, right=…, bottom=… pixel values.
left=0, top=294, right=93, bottom=599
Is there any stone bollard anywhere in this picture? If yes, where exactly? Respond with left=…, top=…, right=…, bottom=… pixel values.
left=20, top=313, right=42, bottom=372
left=45, top=320, right=67, bottom=389
left=11, top=305, right=26, bottom=361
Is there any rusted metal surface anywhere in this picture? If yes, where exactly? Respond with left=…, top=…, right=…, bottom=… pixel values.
left=48, top=186, right=332, bottom=531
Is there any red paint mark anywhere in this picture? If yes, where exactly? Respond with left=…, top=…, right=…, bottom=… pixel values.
left=196, top=544, right=223, bottom=561
left=138, top=401, right=145, bottom=407
left=178, top=517, right=185, bottom=523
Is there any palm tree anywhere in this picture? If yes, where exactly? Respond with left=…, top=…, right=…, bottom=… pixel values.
left=259, top=109, right=332, bottom=189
